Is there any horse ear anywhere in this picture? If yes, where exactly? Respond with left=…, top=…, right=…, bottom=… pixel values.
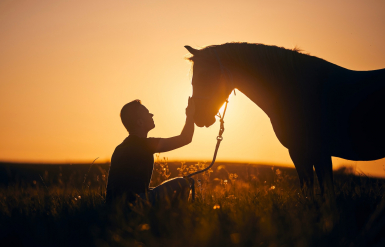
left=185, top=45, right=199, bottom=55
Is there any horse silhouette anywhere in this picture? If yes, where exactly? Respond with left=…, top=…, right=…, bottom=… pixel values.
left=185, top=42, right=385, bottom=202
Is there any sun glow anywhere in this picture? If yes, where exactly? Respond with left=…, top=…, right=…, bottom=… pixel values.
left=217, top=90, right=236, bottom=118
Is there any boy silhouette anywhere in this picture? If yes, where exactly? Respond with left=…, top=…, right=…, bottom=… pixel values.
left=106, top=98, right=195, bottom=204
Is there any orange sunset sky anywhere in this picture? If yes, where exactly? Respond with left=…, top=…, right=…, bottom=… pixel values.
left=1, top=0, right=385, bottom=177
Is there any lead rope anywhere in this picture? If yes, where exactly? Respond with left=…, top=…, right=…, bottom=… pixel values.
left=184, top=98, right=229, bottom=202
left=185, top=47, right=234, bottom=202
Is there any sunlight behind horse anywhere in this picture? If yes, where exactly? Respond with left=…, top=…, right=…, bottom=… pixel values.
left=217, top=90, right=235, bottom=118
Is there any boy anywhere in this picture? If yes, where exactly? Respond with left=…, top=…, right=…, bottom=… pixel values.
left=106, top=97, right=195, bottom=204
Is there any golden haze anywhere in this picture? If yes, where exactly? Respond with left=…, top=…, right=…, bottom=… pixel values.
left=0, top=0, right=385, bottom=177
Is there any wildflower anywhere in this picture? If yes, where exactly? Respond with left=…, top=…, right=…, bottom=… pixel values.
left=213, top=204, right=220, bottom=209
left=197, top=179, right=201, bottom=187
left=233, top=173, right=238, bottom=179
left=78, top=196, right=81, bottom=199
left=269, top=185, right=276, bottom=190
left=217, top=165, right=225, bottom=171
left=139, top=224, right=150, bottom=231
left=230, top=233, right=240, bottom=244
left=276, top=169, right=281, bottom=175
left=199, top=163, right=206, bottom=170
left=112, top=234, right=121, bottom=242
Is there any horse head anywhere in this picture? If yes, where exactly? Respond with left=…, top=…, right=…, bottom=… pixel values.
left=185, top=45, right=234, bottom=127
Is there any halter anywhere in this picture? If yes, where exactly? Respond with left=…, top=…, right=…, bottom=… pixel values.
left=186, top=48, right=235, bottom=201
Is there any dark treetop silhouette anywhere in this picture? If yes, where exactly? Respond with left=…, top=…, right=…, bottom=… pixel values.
left=185, top=42, right=385, bottom=202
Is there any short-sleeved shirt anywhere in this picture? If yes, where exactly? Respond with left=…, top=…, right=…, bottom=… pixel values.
left=106, top=135, right=160, bottom=203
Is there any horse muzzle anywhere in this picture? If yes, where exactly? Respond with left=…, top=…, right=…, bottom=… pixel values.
left=194, top=115, right=216, bottom=128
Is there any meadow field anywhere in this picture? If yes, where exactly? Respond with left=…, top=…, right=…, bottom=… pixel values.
left=0, top=158, right=384, bottom=247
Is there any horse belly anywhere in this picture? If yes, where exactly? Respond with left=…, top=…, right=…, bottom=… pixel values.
left=330, top=70, right=385, bottom=160
left=348, top=85, right=385, bottom=160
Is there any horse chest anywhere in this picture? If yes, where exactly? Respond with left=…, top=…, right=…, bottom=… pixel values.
left=269, top=93, right=326, bottom=150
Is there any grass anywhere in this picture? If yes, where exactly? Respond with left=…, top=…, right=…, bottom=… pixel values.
left=0, top=161, right=384, bottom=247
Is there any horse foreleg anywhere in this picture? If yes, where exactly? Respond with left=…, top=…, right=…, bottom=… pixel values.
left=314, top=155, right=339, bottom=223
left=314, top=155, right=335, bottom=203
left=289, top=149, right=314, bottom=199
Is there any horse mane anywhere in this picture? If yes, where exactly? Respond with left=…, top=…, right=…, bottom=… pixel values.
left=186, top=42, right=313, bottom=76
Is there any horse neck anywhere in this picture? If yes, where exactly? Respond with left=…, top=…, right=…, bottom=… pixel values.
left=228, top=59, right=286, bottom=118
left=224, top=47, right=343, bottom=119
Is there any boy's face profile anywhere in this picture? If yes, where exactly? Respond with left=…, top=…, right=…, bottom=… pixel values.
left=136, top=105, right=155, bottom=131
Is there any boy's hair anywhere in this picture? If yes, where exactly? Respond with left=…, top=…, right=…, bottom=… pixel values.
left=120, top=100, right=142, bottom=132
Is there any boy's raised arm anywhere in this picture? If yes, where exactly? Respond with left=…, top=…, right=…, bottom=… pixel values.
left=155, top=97, right=195, bottom=153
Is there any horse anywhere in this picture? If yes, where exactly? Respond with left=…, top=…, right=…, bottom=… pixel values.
left=185, top=42, right=385, bottom=202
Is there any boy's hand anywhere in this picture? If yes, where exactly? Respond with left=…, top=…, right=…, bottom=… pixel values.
left=155, top=97, right=195, bottom=153
left=186, top=97, right=195, bottom=118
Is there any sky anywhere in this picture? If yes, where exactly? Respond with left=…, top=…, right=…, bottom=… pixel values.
left=1, top=0, right=385, bottom=177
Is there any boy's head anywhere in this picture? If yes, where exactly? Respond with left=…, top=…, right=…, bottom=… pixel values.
left=120, top=100, right=155, bottom=133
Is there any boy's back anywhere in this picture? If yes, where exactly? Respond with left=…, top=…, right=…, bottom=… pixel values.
left=106, top=135, right=160, bottom=203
